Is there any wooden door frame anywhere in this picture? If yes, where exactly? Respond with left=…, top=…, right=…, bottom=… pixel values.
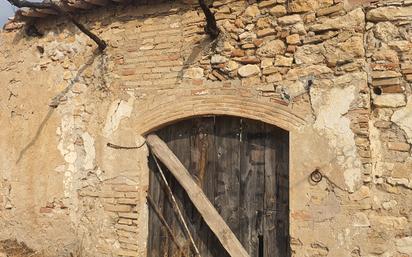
left=147, top=134, right=250, bottom=257
left=135, top=93, right=300, bottom=257
left=145, top=116, right=291, bottom=257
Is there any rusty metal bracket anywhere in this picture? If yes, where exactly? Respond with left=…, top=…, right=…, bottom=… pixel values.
left=106, top=141, right=146, bottom=150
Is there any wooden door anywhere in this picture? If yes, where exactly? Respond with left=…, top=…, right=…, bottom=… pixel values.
left=148, top=116, right=289, bottom=257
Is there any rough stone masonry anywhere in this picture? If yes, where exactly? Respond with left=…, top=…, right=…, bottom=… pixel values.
left=0, top=0, right=411, bottom=256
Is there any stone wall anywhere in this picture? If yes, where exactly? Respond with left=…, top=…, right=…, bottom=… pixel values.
left=0, top=0, right=411, bottom=256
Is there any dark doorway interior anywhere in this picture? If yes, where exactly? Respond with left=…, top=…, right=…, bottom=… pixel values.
left=147, top=116, right=290, bottom=257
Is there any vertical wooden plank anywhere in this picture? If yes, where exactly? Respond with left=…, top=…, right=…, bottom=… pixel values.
left=148, top=123, right=172, bottom=257
left=275, top=127, right=290, bottom=257
left=263, top=125, right=290, bottom=257
left=158, top=124, right=173, bottom=257
left=239, top=119, right=266, bottom=257
left=263, top=124, right=278, bottom=257
left=162, top=119, right=194, bottom=256
left=214, top=116, right=241, bottom=239
left=147, top=156, right=161, bottom=257
left=147, top=134, right=250, bottom=257
left=190, top=117, right=216, bottom=257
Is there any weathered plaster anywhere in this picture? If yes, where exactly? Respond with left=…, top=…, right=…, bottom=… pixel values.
left=392, top=96, right=412, bottom=144
left=103, top=97, right=135, bottom=138
left=0, top=0, right=411, bottom=256
left=311, top=81, right=362, bottom=192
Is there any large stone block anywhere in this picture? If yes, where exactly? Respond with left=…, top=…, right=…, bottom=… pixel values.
left=373, top=94, right=406, bottom=108
left=367, top=6, right=412, bottom=21
left=256, top=39, right=286, bottom=57
left=287, top=0, right=333, bottom=13
left=238, top=64, right=261, bottom=77
left=310, top=8, right=365, bottom=32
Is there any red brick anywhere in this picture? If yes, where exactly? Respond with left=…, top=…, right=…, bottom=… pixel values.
left=40, top=207, right=53, bottom=213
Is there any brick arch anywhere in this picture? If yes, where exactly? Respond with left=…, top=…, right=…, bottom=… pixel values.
left=135, top=94, right=307, bottom=135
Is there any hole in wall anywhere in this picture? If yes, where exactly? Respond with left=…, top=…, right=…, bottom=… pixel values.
left=373, top=87, right=382, bottom=95
left=36, top=46, right=44, bottom=54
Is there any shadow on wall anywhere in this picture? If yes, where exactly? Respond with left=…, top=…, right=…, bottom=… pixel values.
left=15, top=51, right=103, bottom=164
left=0, top=239, right=40, bottom=257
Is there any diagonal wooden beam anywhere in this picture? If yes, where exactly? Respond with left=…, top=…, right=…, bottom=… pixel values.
left=146, top=195, right=189, bottom=257
left=199, top=0, right=220, bottom=39
left=146, top=134, right=250, bottom=257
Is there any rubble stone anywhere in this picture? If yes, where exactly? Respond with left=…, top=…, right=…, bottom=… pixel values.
left=275, top=56, right=293, bottom=67
left=183, top=67, right=204, bottom=79
left=286, top=34, right=300, bottom=44
left=373, top=22, right=400, bottom=42
left=310, top=8, right=365, bottom=32
left=278, top=14, right=302, bottom=25
left=388, top=142, right=410, bottom=152
left=238, top=64, right=261, bottom=77
left=244, top=6, right=261, bottom=18
left=211, top=55, right=228, bottom=64
left=373, top=94, right=406, bottom=108
left=256, top=39, right=286, bottom=57
left=367, top=6, right=412, bottom=21
left=269, top=5, right=287, bottom=17
left=287, top=0, right=333, bottom=13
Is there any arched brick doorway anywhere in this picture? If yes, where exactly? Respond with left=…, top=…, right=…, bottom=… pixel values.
left=147, top=115, right=290, bottom=257
left=135, top=93, right=306, bottom=135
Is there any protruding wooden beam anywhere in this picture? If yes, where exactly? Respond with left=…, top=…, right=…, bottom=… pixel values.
left=35, top=8, right=59, bottom=15
left=7, top=0, right=107, bottom=51
left=199, top=0, right=219, bottom=39
left=146, top=134, right=250, bottom=257
left=65, top=0, right=95, bottom=9
left=83, top=0, right=109, bottom=7
left=20, top=7, right=50, bottom=17
left=110, top=0, right=131, bottom=4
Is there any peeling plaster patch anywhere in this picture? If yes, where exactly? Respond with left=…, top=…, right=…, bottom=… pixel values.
left=57, top=113, right=76, bottom=198
left=396, top=237, right=412, bottom=255
left=103, top=97, right=134, bottom=137
left=343, top=168, right=362, bottom=193
left=82, top=132, right=96, bottom=170
left=369, top=120, right=384, bottom=179
left=391, top=96, right=412, bottom=144
left=56, top=110, right=77, bottom=196
left=64, top=152, right=77, bottom=164
left=311, top=85, right=362, bottom=192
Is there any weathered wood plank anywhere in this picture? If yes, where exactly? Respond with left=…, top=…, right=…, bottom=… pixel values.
left=148, top=155, right=164, bottom=257
left=147, top=195, right=188, bottom=257
left=263, top=125, right=278, bottom=257
left=214, top=116, right=241, bottom=237
left=264, top=126, right=290, bottom=257
left=161, top=120, right=193, bottom=256
left=146, top=134, right=250, bottom=257
left=159, top=125, right=173, bottom=257
left=191, top=117, right=216, bottom=257
left=239, top=119, right=265, bottom=257
left=274, top=127, right=290, bottom=257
